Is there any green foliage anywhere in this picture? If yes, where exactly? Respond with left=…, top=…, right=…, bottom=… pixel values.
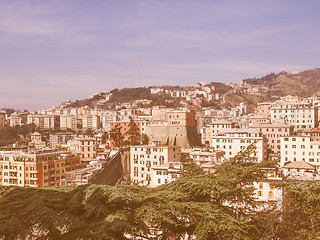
left=0, top=124, right=39, bottom=146
left=279, top=181, right=320, bottom=239
left=1, top=145, right=320, bottom=239
left=0, top=145, right=271, bottom=239
left=141, top=133, right=149, bottom=145
left=109, top=123, right=124, bottom=147
left=125, top=119, right=140, bottom=144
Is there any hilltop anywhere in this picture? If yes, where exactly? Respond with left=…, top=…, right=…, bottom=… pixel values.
left=243, top=68, right=320, bottom=97
left=64, top=67, right=320, bottom=112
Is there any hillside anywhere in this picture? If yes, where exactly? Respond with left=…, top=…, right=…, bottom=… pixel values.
left=243, top=68, right=320, bottom=97
left=63, top=68, right=320, bottom=111
left=67, top=82, right=231, bottom=109
left=224, top=93, right=274, bottom=113
left=208, top=82, right=232, bottom=94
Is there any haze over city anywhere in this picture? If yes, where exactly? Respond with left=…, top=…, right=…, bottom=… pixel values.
left=0, top=0, right=319, bottom=110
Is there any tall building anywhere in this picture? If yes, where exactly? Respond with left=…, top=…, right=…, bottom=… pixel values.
left=0, top=150, right=80, bottom=187
left=204, top=119, right=236, bottom=143
left=130, top=144, right=181, bottom=186
left=271, top=101, right=318, bottom=131
left=250, top=123, right=294, bottom=154
left=60, top=115, right=78, bottom=130
left=210, top=128, right=267, bottom=162
left=145, top=109, right=201, bottom=149
left=74, top=136, right=98, bottom=160
left=27, top=114, right=59, bottom=129
left=280, top=136, right=320, bottom=172
left=49, top=133, right=76, bottom=148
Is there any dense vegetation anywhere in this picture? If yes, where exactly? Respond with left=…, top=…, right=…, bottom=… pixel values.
left=207, top=82, right=232, bottom=94
left=0, top=124, right=39, bottom=146
left=0, top=146, right=319, bottom=239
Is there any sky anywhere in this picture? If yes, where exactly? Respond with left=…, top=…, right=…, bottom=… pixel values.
left=0, top=0, right=320, bottom=110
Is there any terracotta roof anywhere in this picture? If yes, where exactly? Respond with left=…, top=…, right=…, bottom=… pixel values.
left=283, top=161, right=316, bottom=170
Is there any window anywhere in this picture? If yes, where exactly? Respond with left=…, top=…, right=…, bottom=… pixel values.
left=268, top=191, right=273, bottom=198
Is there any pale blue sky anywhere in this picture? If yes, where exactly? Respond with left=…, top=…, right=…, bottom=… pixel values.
left=0, top=0, right=319, bottom=110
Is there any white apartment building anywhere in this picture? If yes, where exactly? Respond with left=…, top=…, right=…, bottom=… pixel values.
left=280, top=136, right=320, bottom=172
left=150, top=162, right=182, bottom=187
left=8, top=113, right=22, bottom=127
left=211, top=128, right=267, bottom=162
left=60, top=115, right=77, bottom=130
left=130, top=145, right=181, bottom=186
left=204, top=119, right=235, bottom=143
left=252, top=179, right=283, bottom=210
left=271, top=101, right=318, bottom=131
left=187, top=147, right=225, bottom=165
left=82, top=115, right=100, bottom=129
left=27, top=114, right=57, bottom=129
left=60, top=115, right=78, bottom=130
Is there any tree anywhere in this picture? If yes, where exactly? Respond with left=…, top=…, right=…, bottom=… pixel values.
left=141, top=133, right=149, bottom=145
left=0, top=145, right=277, bottom=240
left=125, top=119, right=140, bottom=145
left=109, top=123, right=124, bottom=147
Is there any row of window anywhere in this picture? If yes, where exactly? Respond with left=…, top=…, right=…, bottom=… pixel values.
left=134, top=148, right=166, bottom=152
left=284, top=144, right=320, bottom=150
left=284, top=157, right=319, bottom=163
left=284, top=150, right=320, bottom=156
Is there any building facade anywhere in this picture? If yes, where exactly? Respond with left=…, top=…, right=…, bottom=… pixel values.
left=210, top=128, right=267, bottom=162
left=130, top=144, right=181, bottom=186
left=0, top=151, right=80, bottom=188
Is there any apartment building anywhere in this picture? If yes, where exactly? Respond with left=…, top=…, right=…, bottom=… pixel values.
left=280, top=136, right=320, bottom=171
left=74, top=136, right=98, bottom=160
left=187, top=147, right=225, bottom=165
left=150, top=162, right=182, bottom=187
left=49, top=133, right=76, bottom=148
left=298, top=129, right=320, bottom=142
left=271, top=101, right=318, bottom=131
left=204, top=119, right=235, bottom=143
left=27, top=114, right=59, bottom=129
left=211, top=128, right=267, bottom=162
left=250, top=123, right=294, bottom=154
left=250, top=115, right=270, bottom=125
left=82, top=114, right=101, bottom=129
left=8, top=113, right=22, bottom=127
left=60, top=115, right=78, bottom=130
left=130, top=144, right=181, bottom=186
left=0, top=150, right=80, bottom=188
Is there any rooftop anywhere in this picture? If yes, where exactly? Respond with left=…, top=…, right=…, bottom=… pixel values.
left=283, top=161, right=316, bottom=170
left=219, top=128, right=259, bottom=134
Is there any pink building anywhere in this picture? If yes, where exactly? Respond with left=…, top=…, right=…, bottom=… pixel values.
left=250, top=123, right=294, bottom=154
left=250, top=115, right=270, bottom=125
left=298, top=129, right=320, bottom=142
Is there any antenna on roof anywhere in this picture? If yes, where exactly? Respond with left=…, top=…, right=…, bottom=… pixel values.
left=135, top=57, right=138, bottom=88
